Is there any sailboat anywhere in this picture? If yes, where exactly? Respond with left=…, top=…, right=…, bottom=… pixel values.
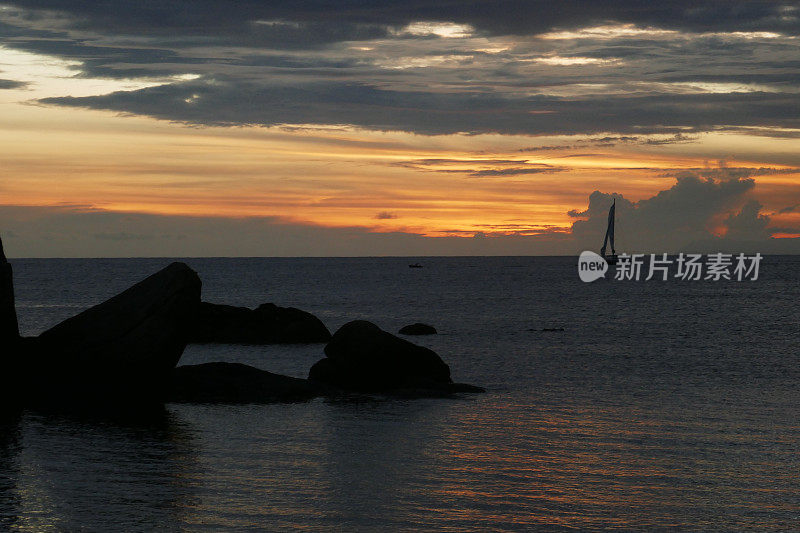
left=600, top=199, right=618, bottom=265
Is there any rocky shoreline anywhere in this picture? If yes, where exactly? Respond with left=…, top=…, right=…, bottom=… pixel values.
left=0, top=236, right=483, bottom=405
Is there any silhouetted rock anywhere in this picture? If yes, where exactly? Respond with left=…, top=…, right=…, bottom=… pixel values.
left=399, top=323, right=437, bottom=335
left=309, top=320, right=483, bottom=394
left=35, top=262, right=201, bottom=391
left=0, top=236, right=22, bottom=404
left=0, top=236, right=19, bottom=345
left=189, top=302, right=331, bottom=344
left=170, top=362, right=322, bottom=403
left=1, top=238, right=481, bottom=404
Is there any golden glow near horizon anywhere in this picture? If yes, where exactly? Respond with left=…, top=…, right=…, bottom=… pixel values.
left=1, top=27, right=800, bottom=245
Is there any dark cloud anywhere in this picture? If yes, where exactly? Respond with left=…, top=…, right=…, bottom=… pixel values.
left=0, top=79, right=27, bottom=89
left=397, top=158, right=523, bottom=166
left=723, top=200, right=771, bottom=240
left=38, top=80, right=800, bottom=136
left=641, top=133, right=698, bottom=145
left=5, top=1, right=799, bottom=40
left=726, top=127, right=800, bottom=139
left=517, top=134, right=698, bottom=152
left=662, top=166, right=800, bottom=180
left=374, top=211, right=398, bottom=219
left=0, top=1, right=796, bottom=136
left=1, top=3, right=392, bottom=50
left=393, top=158, right=568, bottom=177
left=467, top=167, right=568, bottom=177
left=518, top=145, right=577, bottom=152
left=587, top=136, right=640, bottom=144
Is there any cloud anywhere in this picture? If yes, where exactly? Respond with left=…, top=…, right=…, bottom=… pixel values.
left=3, top=165, right=800, bottom=257
left=517, top=133, right=699, bottom=152
left=568, top=173, right=763, bottom=251
left=0, top=1, right=794, bottom=137
left=467, top=167, right=568, bottom=177
left=392, top=158, right=569, bottom=177
left=1, top=2, right=799, bottom=258
left=4, top=1, right=799, bottom=42
left=38, top=78, right=800, bottom=136
left=662, top=166, right=800, bottom=180
left=518, top=144, right=577, bottom=152
left=723, top=200, right=771, bottom=240
left=641, top=133, right=698, bottom=145
left=0, top=79, right=27, bottom=89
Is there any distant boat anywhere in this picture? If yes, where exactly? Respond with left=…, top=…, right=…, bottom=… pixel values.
left=600, top=199, right=618, bottom=265
left=408, top=263, right=423, bottom=268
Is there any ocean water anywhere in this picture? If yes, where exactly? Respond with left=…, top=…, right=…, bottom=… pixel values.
left=2, top=256, right=800, bottom=531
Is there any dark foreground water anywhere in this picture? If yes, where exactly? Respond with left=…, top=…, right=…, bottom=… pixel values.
left=2, top=256, right=800, bottom=531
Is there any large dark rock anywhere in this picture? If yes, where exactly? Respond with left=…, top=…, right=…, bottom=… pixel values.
left=399, top=323, right=437, bottom=335
left=170, top=362, right=323, bottom=403
left=189, top=302, right=331, bottom=344
left=0, top=236, right=22, bottom=405
left=0, top=236, right=19, bottom=346
left=34, top=262, right=201, bottom=391
left=309, top=320, right=483, bottom=394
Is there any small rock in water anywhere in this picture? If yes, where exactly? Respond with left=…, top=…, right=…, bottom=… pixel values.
left=398, top=323, right=437, bottom=335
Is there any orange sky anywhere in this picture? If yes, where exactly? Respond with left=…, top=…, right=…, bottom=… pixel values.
left=2, top=51, right=799, bottom=240
left=1, top=10, right=800, bottom=257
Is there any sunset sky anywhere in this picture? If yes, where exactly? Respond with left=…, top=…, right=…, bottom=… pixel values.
left=1, top=1, right=800, bottom=256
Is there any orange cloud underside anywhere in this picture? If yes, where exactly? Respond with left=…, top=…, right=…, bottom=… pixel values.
left=2, top=101, right=800, bottom=237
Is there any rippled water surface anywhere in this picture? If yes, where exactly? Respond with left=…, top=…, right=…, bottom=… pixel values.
left=2, top=256, right=800, bottom=531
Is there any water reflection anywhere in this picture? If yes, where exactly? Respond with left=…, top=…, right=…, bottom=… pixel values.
left=1, top=391, right=799, bottom=531
left=0, top=405, right=196, bottom=532
left=0, top=410, right=22, bottom=531
left=317, top=398, right=448, bottom=529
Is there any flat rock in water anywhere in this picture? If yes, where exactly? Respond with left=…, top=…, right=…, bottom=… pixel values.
left=398, top=323, right=437, bottom=335
left=35, top=262, right=201, bottom=387
left=309, top=320, right=483, bottom=394
left=170, top=362, right=322, bottom=403
left=189, top=302, right=331, bottom=344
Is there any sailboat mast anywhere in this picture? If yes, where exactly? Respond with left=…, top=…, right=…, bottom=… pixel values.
left=601, top=199, right=615, bottom=257
left=609, top=199, right=615, bottom=255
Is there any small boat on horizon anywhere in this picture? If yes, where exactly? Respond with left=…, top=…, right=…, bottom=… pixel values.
left=601, top=199, right=618, bottom=266
left=408, top=263, right=423, bottom=268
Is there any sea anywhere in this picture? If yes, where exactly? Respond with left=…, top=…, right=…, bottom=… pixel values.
left=1, top=256, right=799, bottom=531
